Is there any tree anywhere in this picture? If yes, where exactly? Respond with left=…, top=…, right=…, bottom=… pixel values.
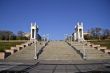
left=102, top=29, right=110, bottom=39
left=17, top=31, right=24, bottom=37
left=84, top=34, right=91, bottom=40
left=89, top=28, right=96, bottom=39
left=17, top=31, right=24, bottom=40
left=0, top=30, right=15, bottom=40
left=89, top=27, right=102, bottom=40
left=95, top=27, right=102, bottom=40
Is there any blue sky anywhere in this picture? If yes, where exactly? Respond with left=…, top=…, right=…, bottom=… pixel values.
left=0, top=0, right=110, bottom=40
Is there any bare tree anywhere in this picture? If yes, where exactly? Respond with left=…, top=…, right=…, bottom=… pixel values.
left=102, top=29, right=110, bottom=39
left=0, top=30, right=14, bottom=40
left=17, top=31, right=24, bottom=37
left=95, top=27, right=102, bottom=40
left=89, top=27, right=102, bottom=40
left=89, top=28, right=96, bottom=38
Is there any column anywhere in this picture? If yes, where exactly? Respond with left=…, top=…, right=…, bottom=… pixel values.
left=77, top=27, right=80, bottom=41
left=81, top=22, right=84, bottom=40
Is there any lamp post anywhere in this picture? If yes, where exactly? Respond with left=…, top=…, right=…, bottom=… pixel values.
left=64, top=34, right=68, bottom=42
left=64, top=34, right=66, bottom=41
left=70, top=35, right=72, bottom=45
left=68, top=34, right=72, bottom=45
left=83, top=44, right=86, bottom=60
left=43, top=35, right=45, bottom=41
left=46, top=34, right=49, bottom=42
left=43, top=34, right=46, bottom=46
left=34, top=39, right=37, bottom=60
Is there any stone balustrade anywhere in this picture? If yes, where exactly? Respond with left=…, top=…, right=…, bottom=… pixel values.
left=22, top=43, right=29, bottom=47
left=105, top=49, right=110, bottom=54
left=11, top=47, right=18, bottom=52
left=97, top=46, right=107, bottom=52
left=85, top=42, right=91, bottom=46
left=91, top=44, right=100, bottom=49
left=5, top=49, right=14, bottom=54
left=27, top=41, right=33, bottom=46
left=82, top=42, right=110, bottom=57
left=16, top=45, right=24, bottom=50
left=4, top=47, right=19, bottom=58
left=0, top=52, right=5, bottom=59
left=0, top=41, right=35, bottom=60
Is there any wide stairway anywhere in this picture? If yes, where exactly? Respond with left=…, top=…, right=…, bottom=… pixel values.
left=39, top=41, right=82, bottom=60
left=4, top=41, right=110, bottom=62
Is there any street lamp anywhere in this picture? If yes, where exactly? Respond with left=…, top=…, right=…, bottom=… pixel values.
left=70, top=35, right=72, bottom=45
left=64, top=34, right=68, bottom=41
left=68, top=34, right=72, bottom=45
left=34, top=39, right=37, bottom=60
left=46, top=34, right=49, bottom=42
left=42, top=34, right=46, bottom=46
left=64, top=34, right=66, bottom=41
left=43, top=35, right=46, bottom=41
left=83, top=44, right=86, bottom=60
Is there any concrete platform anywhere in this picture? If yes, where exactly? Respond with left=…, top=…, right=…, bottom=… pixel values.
left=0, top=60, right=110, bottom=73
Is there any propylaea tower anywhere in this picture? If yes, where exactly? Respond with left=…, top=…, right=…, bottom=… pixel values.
left=30, top=22, right=39, bottom=40
left=74, top=22, right=84, bottom=42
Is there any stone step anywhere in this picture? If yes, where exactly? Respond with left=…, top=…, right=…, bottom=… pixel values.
left=5, top=42, right=44, bottom=61
left=39, top=41, right=82, bottom=60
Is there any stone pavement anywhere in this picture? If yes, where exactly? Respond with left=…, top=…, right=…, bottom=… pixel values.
left=28, top=62, right=110, bottom=73
left=0, top=60, right=110, bottom=73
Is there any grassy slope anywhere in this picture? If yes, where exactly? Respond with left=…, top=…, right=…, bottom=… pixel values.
left=0, top=42, right=24, bottom=52
left=88, top=40, right=110, bottom=49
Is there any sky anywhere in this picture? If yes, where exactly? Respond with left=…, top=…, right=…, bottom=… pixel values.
left=0, top=0, right=110, bottom=40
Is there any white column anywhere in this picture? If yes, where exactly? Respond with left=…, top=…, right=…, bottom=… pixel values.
left=77, top=27, right=80, bottom=41
left=34, top=24, right=36, bottom=40
left=30, top=23, right=32, bottom=40
left=77, top=22, right=80, bottom=41
left=81, top=22, right=84, bottom=40
left=35, top=30, right=36, bottom=39
left=82, top=28, right=83, bottom=40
